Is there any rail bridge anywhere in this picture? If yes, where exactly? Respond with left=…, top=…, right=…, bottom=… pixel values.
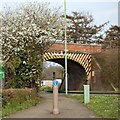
left=43, top=43, right=102, bottom=90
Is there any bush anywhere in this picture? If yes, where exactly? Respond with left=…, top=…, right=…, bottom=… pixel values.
left=92, top=48, right=118, bottom=91
left=40, top=86, right=65, bottom=93
left=40, top=86, right=53, bottom=92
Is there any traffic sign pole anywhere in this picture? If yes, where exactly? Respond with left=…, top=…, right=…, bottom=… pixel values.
left=53, top=80, right=59, bottom=115
left=64, top=0, right=68, bottom=95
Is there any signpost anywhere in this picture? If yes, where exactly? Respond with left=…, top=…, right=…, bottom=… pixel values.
left=53, top=80, right=59, bottom=114
left=64, top=0, right=68, bottom=95
left=53, top=80, right=59, bottom=86
left=0, top=66, right=4, bottom=81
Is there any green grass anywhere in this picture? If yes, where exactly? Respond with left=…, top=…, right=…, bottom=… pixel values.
left=40, top=86, right=65, bottom=93
left=40, top=86, right=53, bottom=92
left=2, top=89, right=42, bottom=117
left=66, top=94, right=119, bottom=118
left=2, top=97, right=41, bottom=117
left=0, top=110, right=2, bottom=118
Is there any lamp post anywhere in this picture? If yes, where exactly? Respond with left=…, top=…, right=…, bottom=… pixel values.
left=64, top=0, right=68, bottom=95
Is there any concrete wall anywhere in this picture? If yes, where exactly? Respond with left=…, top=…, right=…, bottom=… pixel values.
left=41, top=79, right=62, bottom=87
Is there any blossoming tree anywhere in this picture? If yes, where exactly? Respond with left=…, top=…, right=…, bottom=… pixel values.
left=0, top=2, right=63, bottom=88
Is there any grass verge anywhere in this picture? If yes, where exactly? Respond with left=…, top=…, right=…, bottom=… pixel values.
left=2, top=98, right=41, bottom=117
left=40, top=86, right=64, bottom=93
left=66, top=94, right=119, bottom=118
left=2, top=88, right=42, bottom=117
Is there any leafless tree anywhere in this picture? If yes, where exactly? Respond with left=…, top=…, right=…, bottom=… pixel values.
left=104, top=25, right=120, bottom=48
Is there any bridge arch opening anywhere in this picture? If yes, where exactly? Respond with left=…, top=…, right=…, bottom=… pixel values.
left=43, top=61, right=64, bottom=80
left=47, top=58, right=87, bottom=91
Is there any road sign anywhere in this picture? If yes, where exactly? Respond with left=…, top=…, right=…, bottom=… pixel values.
left=0, top=66, right=4, bottom=81
left=53, top=80, right=59, bottom=86
left=0, top=72, right=4, bottom=80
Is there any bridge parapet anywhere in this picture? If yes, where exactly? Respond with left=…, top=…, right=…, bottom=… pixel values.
left=48, top=43, right=102, bottom=53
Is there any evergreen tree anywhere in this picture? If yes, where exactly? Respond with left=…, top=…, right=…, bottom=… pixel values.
left=65, top=12, right=108, bottom=44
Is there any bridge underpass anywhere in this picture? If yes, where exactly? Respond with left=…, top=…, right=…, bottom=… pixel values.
left=43, top=43, right=102, bottom=91
left=48, top=58, right=87, bottom=91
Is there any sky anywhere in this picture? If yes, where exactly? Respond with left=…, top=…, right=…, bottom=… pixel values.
left=0, top=0, right=119, bottom=28
left=0, top=0, right=119, bottom=66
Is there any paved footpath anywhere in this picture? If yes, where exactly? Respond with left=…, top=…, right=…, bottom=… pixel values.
left=6, top=92, right=97, bottom=118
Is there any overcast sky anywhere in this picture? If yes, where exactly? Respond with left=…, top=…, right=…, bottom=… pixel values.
left=0, top=0, right=119, bottom=28
left=0, top=0, right=119, bottom=67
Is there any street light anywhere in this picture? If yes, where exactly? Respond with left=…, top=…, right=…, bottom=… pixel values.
left=64, top=0, right=68, bottom=95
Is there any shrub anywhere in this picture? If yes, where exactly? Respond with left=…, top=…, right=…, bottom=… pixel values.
left=40, top=86, right=53, bottom=92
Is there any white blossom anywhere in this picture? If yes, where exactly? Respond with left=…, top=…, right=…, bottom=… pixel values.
left=0, top=2, right=64, bottom=63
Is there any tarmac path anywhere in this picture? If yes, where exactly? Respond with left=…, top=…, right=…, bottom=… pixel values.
left=6, top=92, right=97, bottom=118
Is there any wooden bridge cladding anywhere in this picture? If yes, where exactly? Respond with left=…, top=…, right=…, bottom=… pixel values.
left=48, top=43, right=102, bottom=53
